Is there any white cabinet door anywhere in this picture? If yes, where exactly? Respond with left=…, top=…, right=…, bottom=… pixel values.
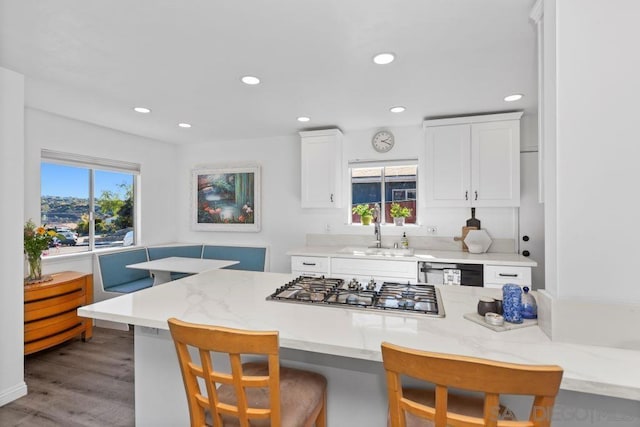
left=331, top=258, right=417, bottom=282
left=300, top=129, right=342, bottom=208
left=471, top=120, right=520, bottom=207
left=424, top=113, right=522, bottom=208
left=425, top=124, right=471, bottom=207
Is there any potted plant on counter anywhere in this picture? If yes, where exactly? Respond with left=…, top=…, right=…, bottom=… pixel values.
left=390, top=203, right=412, bottom=226
left=352, top=204, right=374, bottom=225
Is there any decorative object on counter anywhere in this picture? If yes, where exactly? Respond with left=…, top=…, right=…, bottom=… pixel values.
left=389, top=202, right=412, bottom=226
left=463, top=229, right=493, bottom=254
left=192, top=163, right=261, bottom=232
left=463, top=312, right=538, bottom=332
left=484, top=312, right=504, bottom=326
left=453, top=226, right=478, bottom=251
left=352, top=204, right=374, bottom=225
left=521, top=286, right=538, bottom=319
left=400, top=232, right=409, bottom=249
left=494, top=298, right=503, bottom=315
left=466, top=207, right=481, bottom=229
left=477, top=297, right=498, bottom=316
left=23, top=219, right=56, bottom=283
left=502, top=284, right=523, bottom=323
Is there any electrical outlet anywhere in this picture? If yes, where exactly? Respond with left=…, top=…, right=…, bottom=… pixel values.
left=325, top=223, right=331, bottom=233
left=426, top=226, right=438, bottom=235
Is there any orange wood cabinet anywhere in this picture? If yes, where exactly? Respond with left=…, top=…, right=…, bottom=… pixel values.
left=24, top=271, right=93, bottom=355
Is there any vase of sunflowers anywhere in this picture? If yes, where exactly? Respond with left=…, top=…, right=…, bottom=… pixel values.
left=24, top=219, right=56, bottom=283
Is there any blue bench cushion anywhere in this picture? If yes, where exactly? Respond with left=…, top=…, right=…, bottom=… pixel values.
left=147, top=245, right=203, bottom=260
left=170, top=272, right=193, bottom=281
left=98, top=248, right=150, bottom=291
left=202, top=245, right=266, bottom=272
left=107, top=277, right=154, bottom=293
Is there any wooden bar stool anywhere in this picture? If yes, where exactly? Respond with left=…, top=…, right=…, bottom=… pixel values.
left=381, top=342, right=563, bottom=427
left=168, top=318, right=327, bottom=427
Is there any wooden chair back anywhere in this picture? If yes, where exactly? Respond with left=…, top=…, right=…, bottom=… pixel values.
left=168, top=317, right=281, bottom=427
left=381, top=342, right=563, bottom=427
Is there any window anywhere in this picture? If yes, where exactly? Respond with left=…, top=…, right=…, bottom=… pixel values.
left=349, top=160, right=417, bottom=224
left=40, top=150, right=140, bottom=255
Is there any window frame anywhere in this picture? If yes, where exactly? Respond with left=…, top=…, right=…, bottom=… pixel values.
left=348, top=159, right=418, bottom=225
left=40, top=149, right=141, bottom=255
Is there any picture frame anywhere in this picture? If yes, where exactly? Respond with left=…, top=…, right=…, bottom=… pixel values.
left=191, top=164, right=261, bottom=232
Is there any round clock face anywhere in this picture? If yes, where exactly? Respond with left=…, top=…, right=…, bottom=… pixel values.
left=372, top=130, right=395, bottom=153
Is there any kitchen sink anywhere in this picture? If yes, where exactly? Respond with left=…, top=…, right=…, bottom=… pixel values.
left=338, top=246, right=415, bottom=257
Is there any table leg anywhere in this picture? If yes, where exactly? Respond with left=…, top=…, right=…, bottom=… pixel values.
left=150, top=270, right=172, bottom=285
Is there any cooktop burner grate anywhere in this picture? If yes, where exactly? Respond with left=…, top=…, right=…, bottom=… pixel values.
left=267, top=276, right=445, bottom=317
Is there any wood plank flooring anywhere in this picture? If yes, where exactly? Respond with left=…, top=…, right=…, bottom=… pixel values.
left=0, top=327, right=134, bottom=427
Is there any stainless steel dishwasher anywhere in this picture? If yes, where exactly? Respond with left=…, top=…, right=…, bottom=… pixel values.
left=418, top=262, right=483, bottom=287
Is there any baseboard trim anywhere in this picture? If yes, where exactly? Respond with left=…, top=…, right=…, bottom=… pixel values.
left=0, top=381, right=27, bottom=406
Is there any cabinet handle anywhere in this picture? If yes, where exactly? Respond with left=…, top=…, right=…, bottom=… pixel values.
left=522, top=250, right=530, bottom=257
left=330, top=193, right=334, bottom=203
left=465, top=191, right=468, bottom=200
left=498, top=273, right=518, bottom=277
left=475, top=190, right=478, bottom=200
left=302, top=262, right=317, bottom=266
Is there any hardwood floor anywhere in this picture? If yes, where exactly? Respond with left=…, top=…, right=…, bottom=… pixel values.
left=0, top=327, right=134, bottom=427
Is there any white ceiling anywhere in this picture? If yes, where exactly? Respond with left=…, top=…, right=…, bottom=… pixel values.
left=0, top=0, right=537, bottom=145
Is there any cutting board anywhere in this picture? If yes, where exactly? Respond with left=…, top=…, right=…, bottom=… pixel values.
left=454, top=226, right=478, bottom=251
left=466, top=208, right=481, bottom=229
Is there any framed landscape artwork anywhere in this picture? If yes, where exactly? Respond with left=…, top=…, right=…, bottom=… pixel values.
left=191, top=164, right=261, bottom=232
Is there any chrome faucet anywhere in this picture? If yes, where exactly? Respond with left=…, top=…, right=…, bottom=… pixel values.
left=373, top=203, right=382, bottom=248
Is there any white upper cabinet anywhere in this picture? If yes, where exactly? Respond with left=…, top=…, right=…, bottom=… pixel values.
left=424, top=112, right=522, bottom=207
left=300, top=129, right=343, bottom=208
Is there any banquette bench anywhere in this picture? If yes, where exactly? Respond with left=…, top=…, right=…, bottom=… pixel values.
left=93, top=244, right=268, bottom=301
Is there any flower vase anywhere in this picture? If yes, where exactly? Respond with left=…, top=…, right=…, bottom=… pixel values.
left=26, top=254, right=42, bottom=282
left=393, top=217, right=405, bottom=226
left=361, top=215, right=372, bottom=225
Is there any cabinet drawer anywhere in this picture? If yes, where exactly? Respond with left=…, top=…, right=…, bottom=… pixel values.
left=24, top=278, right=85, bottom=302
left=291, top=256, right=329, bottom=274
left=24, top=290, right=86, bottom=322
left=484, top=265, right=531, bottom=287
left=331, top=258, right=417, bottom=280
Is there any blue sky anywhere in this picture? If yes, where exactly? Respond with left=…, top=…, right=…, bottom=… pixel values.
left=41, top=163, right=132, bottom=198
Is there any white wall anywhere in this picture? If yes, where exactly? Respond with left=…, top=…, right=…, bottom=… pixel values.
left=24, top=109, right=181, bottom=275
left=553, top=0, right=640, bottom=304
left=0, top=68, right=27, bottom=405
left=178, top=120, right=540, bottom=274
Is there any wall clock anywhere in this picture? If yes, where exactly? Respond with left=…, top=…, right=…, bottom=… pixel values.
left=371, top=130, right=395, bottom=153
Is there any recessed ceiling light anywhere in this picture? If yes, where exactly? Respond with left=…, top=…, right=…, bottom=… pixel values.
left=297, top=116, right=310, bottom=122
left=241, top=76, right=261, bottom=85
left=178, top=123, right=192, bottom=128
left=133, top=107, right=151, bottom=113
left=504, top=94, right=524, bottom=102
left=390, top=106, right=406, bottom=113
left=373, top=53, right=395, bottom=65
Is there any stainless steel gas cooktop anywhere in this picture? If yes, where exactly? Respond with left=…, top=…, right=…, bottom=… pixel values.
left=267, top=276, right=445, bottom=318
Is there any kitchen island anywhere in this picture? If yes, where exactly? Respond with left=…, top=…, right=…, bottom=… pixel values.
left=78, top=269, right=640, bottom=427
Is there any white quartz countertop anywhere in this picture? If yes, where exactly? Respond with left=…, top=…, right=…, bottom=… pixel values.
left=78, top=269, right=638, bottom=401
left=287, top=246, right=537, bottom=267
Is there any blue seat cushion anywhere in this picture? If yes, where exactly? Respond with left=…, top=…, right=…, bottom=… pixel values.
left=170, top=272, right=193, bottom=281
left=202, top=245, right=266, bottom=272
left=98, top=248, right=150, bottom=289
left=147, top=245, right=203, bottom=260
left=106, top=277, right=154, bottom=293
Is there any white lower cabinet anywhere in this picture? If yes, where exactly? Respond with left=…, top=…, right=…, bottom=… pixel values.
left=483, top=265, right=532, bottom=289
left=290, top=256, right=330, bottom=277
left=331, top=258, right=417, bottom=283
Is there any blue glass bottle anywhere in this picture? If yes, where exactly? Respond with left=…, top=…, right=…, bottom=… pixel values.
left=521, top=286, right=538, bottom=319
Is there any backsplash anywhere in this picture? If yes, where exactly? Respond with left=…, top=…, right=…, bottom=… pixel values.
left=306, top=233, right=516, bottom=253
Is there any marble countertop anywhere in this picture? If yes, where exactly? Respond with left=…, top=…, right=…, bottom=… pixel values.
left=287, top=246, right=537, bottom=267
left=78, top=269, right=638, bottom=401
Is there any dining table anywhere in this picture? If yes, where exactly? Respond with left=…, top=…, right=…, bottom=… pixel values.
left=126, top=256, right=239, bottom=285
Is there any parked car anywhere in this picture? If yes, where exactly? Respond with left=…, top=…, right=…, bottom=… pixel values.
left=56, top=231, right=78, bottom=246
left=123, top=230, right=134, bottom=246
